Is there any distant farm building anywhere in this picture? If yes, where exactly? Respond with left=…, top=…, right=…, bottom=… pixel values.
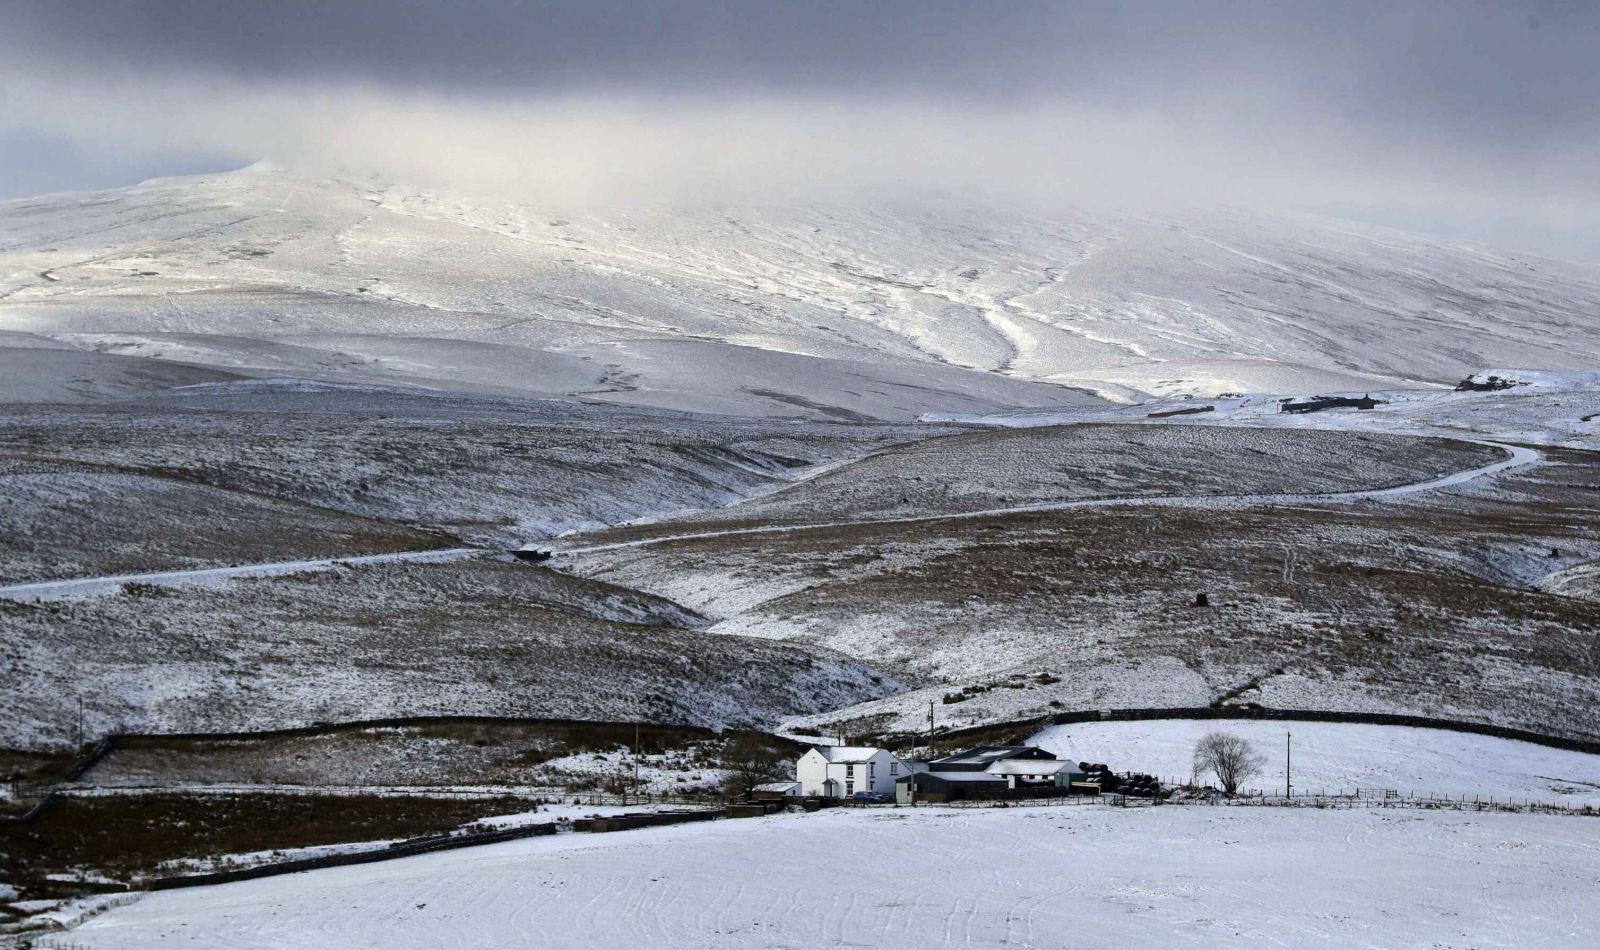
left=751, top=781, right=800, bottom=800
left=795, top=746, right=909, bottom=799
left=894, top=770, right=1006, bottom=803
left=895, top=745, right=1082, bottom=803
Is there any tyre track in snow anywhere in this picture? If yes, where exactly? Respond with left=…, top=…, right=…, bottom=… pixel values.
left=554, top=439, right=1541, bottom=557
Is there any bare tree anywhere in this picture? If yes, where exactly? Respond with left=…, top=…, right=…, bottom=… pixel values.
left=719, top=734, right=789, bottom=800
left=1193, top=731, right=1264, bottom=797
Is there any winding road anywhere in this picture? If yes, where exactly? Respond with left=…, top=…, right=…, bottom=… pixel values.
left=0, top=547, right=481, bottom=603
left=0, top=439, right=1540, bottom=601
left=555, top=439, right=1541, bottom=556
left=1539, top=559, right=1600, bottom=596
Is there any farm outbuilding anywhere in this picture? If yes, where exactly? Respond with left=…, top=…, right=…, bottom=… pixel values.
left=751, top=781, right=800, bottom=800
left=893, top=770, right=1007, bottom=804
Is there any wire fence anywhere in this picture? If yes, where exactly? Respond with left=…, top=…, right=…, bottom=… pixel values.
left=828, top=777, right=1599, bottom=817
left=944, top=794, right=1103, bottom=809
left=1192, top=787, right=1598, bottom=816
left=876, top=706, right=1600, bottom=758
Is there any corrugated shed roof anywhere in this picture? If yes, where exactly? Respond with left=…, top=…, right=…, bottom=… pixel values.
left=932, top=745, right=1057, bottom=766
left=985, top=759, right=1075, bottom=776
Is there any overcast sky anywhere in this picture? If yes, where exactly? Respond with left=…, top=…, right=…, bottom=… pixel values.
left=2, top=0, right=1596, bottom=259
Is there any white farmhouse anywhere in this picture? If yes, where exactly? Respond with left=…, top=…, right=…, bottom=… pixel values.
left=795, top=746, right=908, bottom=798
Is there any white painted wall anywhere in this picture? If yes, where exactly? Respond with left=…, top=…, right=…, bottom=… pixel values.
left=795, top=749, right=907, bottom=797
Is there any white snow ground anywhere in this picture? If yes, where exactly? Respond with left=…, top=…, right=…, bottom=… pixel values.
left=1032, top=720, right=1600, bottom=807
left=65, top=806, right=1600, bottom=949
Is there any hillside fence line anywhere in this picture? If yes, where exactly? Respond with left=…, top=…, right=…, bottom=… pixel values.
left=53, top=786, right=717, bottom=808
left=872, top=705, right=1600, bottom=757
left=143, top=818, right=562, bottom=891
left=923, top=785, right=1597, bottom=816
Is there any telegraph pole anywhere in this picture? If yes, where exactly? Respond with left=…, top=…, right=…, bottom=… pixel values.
left=1285, top=731, right=1292, bottom=798
left=634, top=720, right=641, bottom=801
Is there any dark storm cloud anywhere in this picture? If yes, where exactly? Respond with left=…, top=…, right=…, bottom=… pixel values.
left=8, top=1, right=1598, bottom=135
left=1, top=1, right=1596, bottom=258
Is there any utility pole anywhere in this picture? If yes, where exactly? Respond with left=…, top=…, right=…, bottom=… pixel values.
left=928, top=700, right=935, bottom=756
left=634, top=720, right=641, bottom=801
left=76, top=698, right=84, bottom=750
left=1286, top=731, right=1292, bottom=798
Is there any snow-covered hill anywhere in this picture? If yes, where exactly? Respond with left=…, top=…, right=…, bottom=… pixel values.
left=3, top=163, right=1597, bottom=418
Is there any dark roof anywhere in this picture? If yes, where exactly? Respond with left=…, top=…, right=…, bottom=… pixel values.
left=896, top=770, right=1007, bottom=786
left=927, top=745, right=1058, bottom=770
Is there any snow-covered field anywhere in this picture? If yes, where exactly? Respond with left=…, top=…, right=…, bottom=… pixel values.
left=63, top=806, right=1600, bottom=949
left=1033, top=720, right=1600, bottom=807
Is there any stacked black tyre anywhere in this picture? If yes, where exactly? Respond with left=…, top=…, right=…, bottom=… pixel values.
left=1080, top=763, right=1162, bottom=797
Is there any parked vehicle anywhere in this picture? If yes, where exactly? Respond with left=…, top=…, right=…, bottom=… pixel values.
left=850, top=791, right=891, bottom=803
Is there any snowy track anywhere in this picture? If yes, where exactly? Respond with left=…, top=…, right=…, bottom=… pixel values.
left=0, top=440, right=1536, bottom=600
left=0, top=547, right=480, bottom=603
left=1539, top=559, right=1600, bottom=596
left=65, top=806, right=1600, bottom=949
left=558, top=439, right=1540, bottom=555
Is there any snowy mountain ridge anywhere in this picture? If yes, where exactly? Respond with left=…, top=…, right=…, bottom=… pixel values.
left=2, top=163, right=1598, bottom=419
